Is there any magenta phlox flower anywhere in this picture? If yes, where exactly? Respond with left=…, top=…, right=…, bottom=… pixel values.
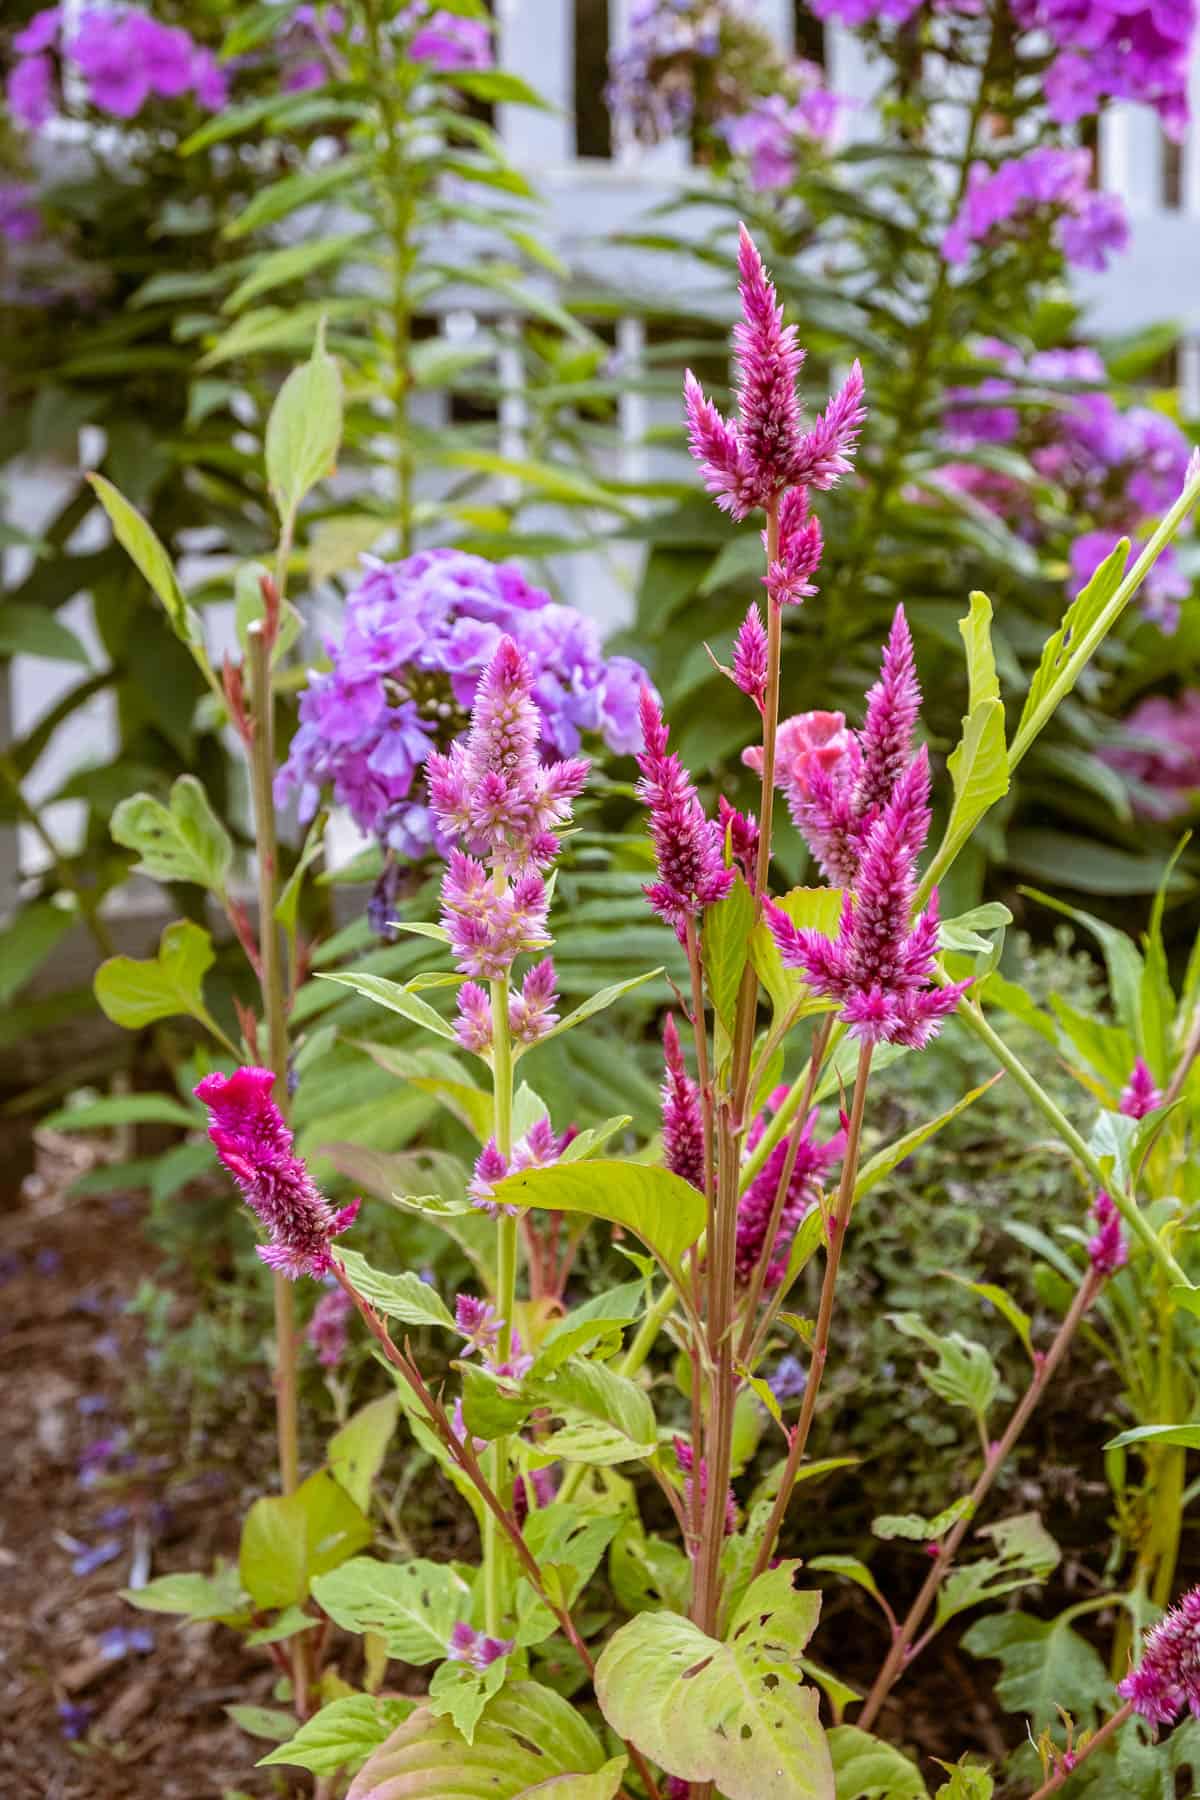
left=661, top=1012, right=706, bottom=1191
left=7, top=52, right=56, bottom=126
left=1118, top=1584, right=1200, bottom=1724
left=448, top=1621, right=512, bottom=1670
left=1087, top=1190, right=1128, bottom=1278
left=684, top=226, right=864, bottom=519
left=407, top=6, right=493, bottom=71
left=0, top=183, right=43, bottom=245
left=942, top=146, right=1129, bottom=272
left=307, top=1287, right=354, bottom=1367
left=1101, top=690, right=1200, bottom=818
left=195, top=1067, right=359, bottom=1278
left=718, top=80, right=843, bottom=190
left=1120, top=1055, right=1164, bottom=1119
left=637, top=686, right=734, bottom=938
left=734, top=1106, right=844, bottom=1284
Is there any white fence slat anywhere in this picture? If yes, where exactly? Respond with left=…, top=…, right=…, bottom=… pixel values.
left=495, top=0, right=574, bottom=163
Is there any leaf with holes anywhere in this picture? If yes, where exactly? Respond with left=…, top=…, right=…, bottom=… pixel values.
left=259, top=1694, right=417, bottom=1775
left=594, top=1562, right=834, bottom=1800
left=346, top=1680, right=620, bottom=1799
left=515, top=1505, right=623, bottom=1644
left=828, top=1726, right=929, bottom=1798
left=871, top=1497, right=974, bottom=1543
left=527, top=1358, right=657, bottom=1467
left=492, top=1161, right=703, bottom=1287
left=311, top=1557, right=471, bottom=1665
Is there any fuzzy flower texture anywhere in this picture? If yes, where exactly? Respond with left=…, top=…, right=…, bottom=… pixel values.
left=275, top=551, right=644, bottom=873
left=196, top=1067, right=358, bottom=1279
left=762, top=609, right=971, bottom=1048
left=1120, top=1584, right=1200, bottom=1726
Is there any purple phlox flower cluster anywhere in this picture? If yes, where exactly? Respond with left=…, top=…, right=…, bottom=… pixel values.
left=0, top=182, right=43, bottom=245
left=942, top=341, right=1194, bottom=631
left=661, top=1011, right=706, bottom=1191
left=719, top=78, right=844, bottom=190
left=1101, top=690, right=1200, bottom=818
left=734, top=1103, right=844, bottom=1285
left=637, top=685, right=734, bottom=939
left=767, top=744, right=971, bottom=1049
left=277, top=4, right=347, bottom=92
left=469, top=1117, right=562, bottom=1217
left=943, top=147, right=1129, bottom=275
left=8, top=6, right=227, bottom=127
left=194, top=1066, right=359, bottom=1279
left=732, top=603, right=768, bottom=708
left=307, top=1285, right=354, bottom=1367
left=1118, top=1583, right=1200, bottom=1724
left=406, top=6, right=493, bottom=71
left=1013, top=0, right=1195, bottom=138
left=1088, top=1190, right=1128, bottom=1278
left=674, top=1434, right=737, bottom=1534
left=455, top=1291, right=503, bottom=1357
left=277, top=553, right=642, bottom=873
left=69, top=1536, right=123, bottom=1576
left=768, top=1354, right=808, bottom=1402
left=684, top=225, right=864, bottom=522
left=448, top=1620, right=512, bottom=1671
left=1121, top=1055, right=1164, bottom=1119
left=810, top=0, right=925, bottom=24
left=605, top=0, right=731, bottom=146
left=58, top=1700, right=93, bottom=1740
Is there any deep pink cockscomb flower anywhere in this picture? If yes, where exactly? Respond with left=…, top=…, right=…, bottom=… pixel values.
left=734, top=1106, right=844, bottom=1285
left=1120, top=1056, right=1163, bottom=1120
left=195, top=1067, right=359, bottom=1278
left=767, top=751, right=970, bottom=1048
left=684, top=225, right=865, bottom=520
left=1119, top=1584, right=1200, bottom=1726
left=637, top=686, right=734, bottom=938
left=662, top=1012, right=706, bottom=1191
left=744, top=709, right=860, bottom=882
left=1088, top=1190, right=1128, bottom=1278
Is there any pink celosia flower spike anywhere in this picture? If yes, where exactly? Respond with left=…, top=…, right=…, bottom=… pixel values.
left=307, top=1287, right=353, bottom=1367
left=734, top=1107, right=844, bottom=1286
left=789, top=359, right=866, bottom=492
left=1120, top=1055, right=1163, bottom=1120
left=765, top=485, right=824, bottom=607
left=1088, top=1191, right=1128, bottom=1277
left=733, top=603, right=769, bottom=707
left=509, top=956, right=559, bottom=1045
left=674, top=1434, right=737, bottom=1535
left=637, top=685, right=734, bottom=938
left=856, top=606, right=921, bottom=817
left=662, top=1012, right=706, bottom=1191
left=731, top=223, right=806, bottom=506
left=195, top=1067, right=359, bottom=1278
left=1118, top=1584, right=1200, bottom=1725
left=767, top=750, right=970, bottom=1048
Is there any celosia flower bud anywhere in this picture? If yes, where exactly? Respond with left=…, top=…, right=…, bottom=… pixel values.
left=718, top=796, right=759, bottom=889
left=513, top=1464, right=558, bottom=1527
left=674, top=1435, right=737, bottom=1535
left=195, top=1067, right=359, bottom=1279
left=856, top=606, right=921, bottom=817
left=1088, top=1191, right=1128, bottom=1278
left=1118, top=1584, right=1200, bottom=1725
left=508, top=957, right=559, bottom=1045
left=734, top=1107, right=844, bottom=1285
left=1120, top=1056, right=1163, bottom=1120
left=637, top=686, right=734, bottom=938
left=662, top=1012, right=706, bottom=1191
left=764, top=486, right=824, bottom=607
left=455, top=981, right=493, bottom=1054
left=733, top=603, right=768, bottom=706
left=468, top=1138, right=512, bottom=1216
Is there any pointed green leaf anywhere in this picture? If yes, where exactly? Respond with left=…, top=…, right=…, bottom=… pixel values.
left=111, top=775, right=233, bottom=891
left=959, top=592, right=1000, bottom=708
left=317, top=970, right=456, bottom=1041
left=258, top=1694, right=417, bottom=1776
left=266, top=320, right=343, bottom=525
left=492, top=1160, right=703, bottom=1286
left=329, top=1394, right=401, bottom=1512
left=1013, top=540, right=1129, bottom=760
left=1104, top=1422, right=1200, bottom=1451
left=855, top=1077, right=1001, bottom=1201
left=312, top=1557, right=471, bottom=1665
left=703, top=876, right=756, bottom=1034
left=94, top=918, right=219, bottom=1033
left=942, top=698, right=1009, bottom=870
left=239, top=1469, right=372, bottom=1609
left=87, top=473, right=199, bottom=646
left=533, top=969, right=663, bottom=1050
left=336, top=1248, right=456, bottom=1331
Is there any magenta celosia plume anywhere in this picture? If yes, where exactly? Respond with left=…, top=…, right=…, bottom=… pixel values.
left=1120, top=1055, right=1163, bottom=1120
left=637, top=685, right=734, bottom=938
left=1119, top=1584, right=1200, bottom=1725
left=684, top=225, right=864, bottom=522
left=1087, top=1190, right=1128, bottom=1278
left=674, top=1434, right=737, bottom=1535
left=735, top=1106, right=844, bottom=1285
left=307, top=1286, right=354, bottom=1367
left=661, top=1012, right=706, bottom=1191
left=195, top=1067, right=359, bottom=1278
left=733, top=603, right=769, bottom=707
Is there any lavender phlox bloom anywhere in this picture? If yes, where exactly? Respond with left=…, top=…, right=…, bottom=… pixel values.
left=0, top=182, right=44, bottom=243
left=718, top=79, right=843, bottom=190
left=661, top=1011, right=706, bottom=1191
left=1118, top=1583, right=1200, bottom=1724
left=195, top=1067, right=359, bottom=1279
left=407, top=6, right=493, bottom=71
left=1120, top=1056, right=1164, bottom=1119
left=768, top=1354, right=808, bottom=1401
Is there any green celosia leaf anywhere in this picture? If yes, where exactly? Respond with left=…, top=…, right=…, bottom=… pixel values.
left=266, top=318, right=343, bottom=526
left=854, top=1076, right=1002, bottom=1201
left=428, top=1653, right=510, bottom=1746
left=888, top=1314, right=999, bottom=1424
left=828, top=1725, right=929, bottom=1798
left=934, top=1514, right=1060, bottom=1629
left=933, top=1761, right=995, bottom=1799
left=311, top=1557, right=471, bottom=1664
left=345, top=1681, right=618, bottom=1799
left=527, top=1357, right=658, bottom=1466
left=336, top=1249, right=456, bottom=1331
left=94, top=919, right=222, bottom=1036
left=492, top=1160, right=703, bottom=1287
left=959, top=592, right=1001, bottom=708
left=527, top=969, right=663, bottom=1051
left=961, top=1609, right=1113, bottom=1730
left=1105, top=1422, right=1200, bottom=1451
left=329, top=1394, right=401, bottom=1512
left=240, top=1470, right=372, bottom=1609
left=121, top=1564, right=250, bottom=1624
left=872, top=1496, right=974, bottom=1542
left=750, top=886, right=843, bottom=1022
left=111, top=775, right=233, bottom=892
left=316, top=970, right=457, bottom=1041
left=1013, top=540, right=1128, bottom=758
left=594, top=1563, right=834, bottom=1800
left=258, top=1694, right=417, bottom=1776
left=703, top=876, right=756, bottom=1034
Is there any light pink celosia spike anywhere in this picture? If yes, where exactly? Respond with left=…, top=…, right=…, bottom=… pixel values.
left=455, top=981, right=493, bottom=1054
left=731, top=224, right=806, bottom=509
left=509, top=956, right=559, bottom=1045
left=764, top=489, right=823, bottom=608
left=1119, top=1055, right=1163, bottom=1119
left=683, top=369, right=753, bottom=516
left=1088, top=1190, right=1128, bottom=1277
left=857, top=605, right=921, bottom=816
left=637, top=688, right=735, bottom=938
left=788, top=358, right=866, bottom=491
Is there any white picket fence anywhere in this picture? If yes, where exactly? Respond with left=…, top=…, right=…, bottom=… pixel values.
left=4, top=0, right=1199, bottom=913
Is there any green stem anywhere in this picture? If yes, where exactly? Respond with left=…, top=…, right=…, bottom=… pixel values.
left=952, top=990, right=1189, bottom=1288
left=485, top=971, right=515, bottom=1638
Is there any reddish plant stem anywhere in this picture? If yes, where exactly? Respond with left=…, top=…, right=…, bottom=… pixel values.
left=857, top=1267, right=1102, bottom=1729
left=736, top=1017, right=833, bottom=1360
left=1027, top=1701, right=1135, bottom=1798
left=684, top=916, right=715, bottom=1209
left=329, top=1264, right=662, bottom=1800
left=750, top=1040, right=874, bottom=1583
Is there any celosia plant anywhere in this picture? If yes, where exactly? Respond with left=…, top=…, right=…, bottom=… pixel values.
left=96, top=229, right=1200, bottom=1798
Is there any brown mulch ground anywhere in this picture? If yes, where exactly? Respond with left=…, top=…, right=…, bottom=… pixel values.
left=0, top=1134, right=284, bottom=1800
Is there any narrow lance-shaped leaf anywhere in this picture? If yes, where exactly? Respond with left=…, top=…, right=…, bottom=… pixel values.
left=87, top=474, right=204, bottom=652
left=266, top=319, right=343, bottom=528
